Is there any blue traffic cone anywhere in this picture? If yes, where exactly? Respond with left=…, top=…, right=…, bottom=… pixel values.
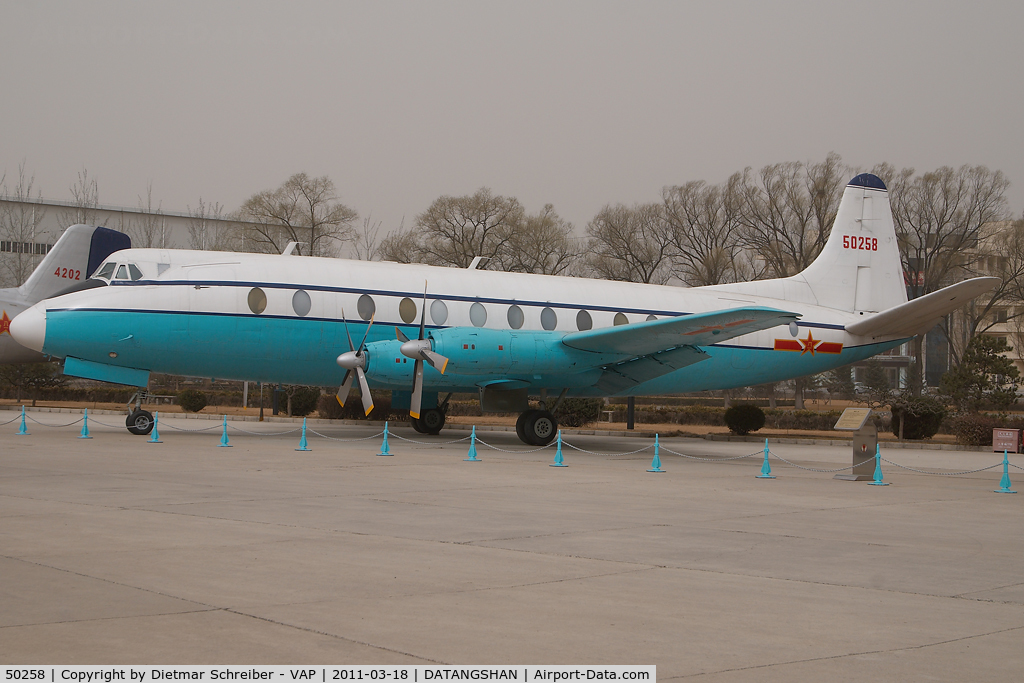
left=647, top=434, right=664, bottom=473
left=16, top=405, right=29, bottom=436
left=377, top=421, right=392, bottom=456
left=868, top=444, right=889, bottom=486
left=550, top=430, right=568, bottom=467
left=756, top=438, right=775, bottom=479
left=295, top=417, right=311, bottom=451
left=465, top=425, right=480, bottom=461
left=995, top=450, right=1017, bottom=493
left=148, top=411, right=162, bottom=443
left=218, top=415, right=231, bottom=447
left=78, top=408, right=92, bottom=439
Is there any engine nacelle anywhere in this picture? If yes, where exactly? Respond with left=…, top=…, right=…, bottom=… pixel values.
left=426, top=327, right=609, bottom=376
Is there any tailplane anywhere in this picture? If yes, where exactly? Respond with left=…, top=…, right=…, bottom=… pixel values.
left=17, top=225, right=130, bottom=303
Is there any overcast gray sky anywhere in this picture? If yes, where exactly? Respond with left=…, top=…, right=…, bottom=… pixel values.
left=2, top=1, right=1021, bottom=237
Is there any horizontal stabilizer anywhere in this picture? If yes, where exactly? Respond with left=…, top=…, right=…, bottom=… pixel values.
left=562, top=306, right=800, bottom=356
left=845, top=277, right=1000, bottom=339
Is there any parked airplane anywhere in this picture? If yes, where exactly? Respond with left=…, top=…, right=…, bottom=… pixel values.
left=1, top=224, right=130, bottom=364
left=10, top=174, right=998, bottom=442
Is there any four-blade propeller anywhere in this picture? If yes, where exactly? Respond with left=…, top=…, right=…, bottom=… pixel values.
left=397, top=284, right=449, bottom=419
left=335, top=310, right=375, bottom=416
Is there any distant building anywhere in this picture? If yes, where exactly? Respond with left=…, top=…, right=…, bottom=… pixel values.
left=0, top=196, right=244, bottom=287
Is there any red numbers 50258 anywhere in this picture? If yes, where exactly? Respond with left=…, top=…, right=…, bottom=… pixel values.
left=54, top=267, right=81, bottom=280
left=842, top=235, right=877, bottom=251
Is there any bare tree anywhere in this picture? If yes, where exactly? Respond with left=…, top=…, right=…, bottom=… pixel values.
left=738, top=152, right=848, bottom=278
left=878, top=163, right=1010, bottom=376
left=127, top=182, right=172, bottom=248
left=237, top=173, right=357, bottom=256
left=585, top=203, right=673, bottom=284
left=662, top=174, right=744, bottom=285
left=378, top=226, right=421, bottom=263
left=493, top=204, right=579, bottom=275
left=948, top=217, right=1024, bottom=361
left=58, top=167, right=100, bottom=227
left=187, top=197, right=236, bottom=251
left=411, top=188, right=523, bottom=268
left=0, top=162, right=48, bottom=287
left=350, top=214, right=383, bottom=260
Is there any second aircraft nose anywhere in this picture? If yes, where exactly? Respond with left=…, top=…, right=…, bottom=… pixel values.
left=9, top=305, right=47, bottom=353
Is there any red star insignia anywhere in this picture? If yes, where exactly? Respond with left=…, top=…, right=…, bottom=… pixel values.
left=0, top=310, right=10, bottom=335
left=800, top=331, right=821, bottom=355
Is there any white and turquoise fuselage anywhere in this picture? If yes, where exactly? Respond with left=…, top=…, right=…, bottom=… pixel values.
left=24, top=248, right=903, bottom=396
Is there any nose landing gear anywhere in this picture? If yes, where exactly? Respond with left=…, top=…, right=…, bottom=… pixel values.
left=125, top=389, right=155, bottom=435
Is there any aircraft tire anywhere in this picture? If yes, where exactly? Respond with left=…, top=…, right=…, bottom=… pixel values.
left=523, top=410, right=557, bottom=446
left=126, top=409, right=154, bottom=436
left=420, top=408, right=445, bottom=435
left=515, top=411, right=533, bottom=443
left=410, top=416, right=428, bottom=434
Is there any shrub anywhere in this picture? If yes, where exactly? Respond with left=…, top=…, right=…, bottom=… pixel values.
left=724, top=404, right=766, bottom=435
left=890, top=396, right=946, bottom=440
left=676, top=405, right=726, bottom=426
left=288, top=386, right=322, bottom=417
left=951, top=413, right=1002, bottom=446
left=316, top=392, right=394, bottom=420
left=554, top=398, right=604, bottom=427
left=177, top=389, right=208, bottom=413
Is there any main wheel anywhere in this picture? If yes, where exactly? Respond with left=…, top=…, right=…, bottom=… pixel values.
left=523, top=410, right=557, bottom=446
left=410, top=416, right=427, bottom=433
left=515, top=411, right=534, bottom=443
left=126, top=409, right=154, bottom=435
left=420, top=408, right=446, bottom=435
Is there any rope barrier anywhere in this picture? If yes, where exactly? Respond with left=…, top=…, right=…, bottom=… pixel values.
left=226, top=424, right=301, bottom=436
left=473, top=437, right=553, bottom=454
left=24, top=414, right=84, bottom=428
left=562, top=442, right=653, bottom=456
left=5, top=406, right=1020, bottom=489
left=880, top=457, right=1002, bottom=476
left=769, top=450, right=877, bottom=473
left=390, top=433, right=472, bottom=445
left=307, top=428, right=384, bottom=442
left=660, top=446, right=761, bottom=462
left=162, top=421, right=224, bottom=432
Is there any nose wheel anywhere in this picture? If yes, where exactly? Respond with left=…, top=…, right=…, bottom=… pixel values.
left=126, top=409, right=155, bottom=435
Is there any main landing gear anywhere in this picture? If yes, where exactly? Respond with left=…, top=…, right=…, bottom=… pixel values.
left=410, top=407, right=446, bottom=435
left=409, top=394, right=451, bottom=436
left=516, top=409, right=558, bottom=446
left=125, top=389, right=155, bottom=436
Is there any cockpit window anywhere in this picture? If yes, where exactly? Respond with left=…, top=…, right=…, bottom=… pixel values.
left=115, top=265, right=129, bottom=280
left=94, top=262, right=116, bottom=280
left=128, top=264, right=144, bottom=280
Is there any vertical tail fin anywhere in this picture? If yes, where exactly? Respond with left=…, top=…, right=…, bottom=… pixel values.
left=17, top=225, right=130, bottom=303
left=792, top=173, right=907, bottom=313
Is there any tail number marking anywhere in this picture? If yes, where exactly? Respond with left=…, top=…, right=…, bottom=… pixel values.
left=842, top=236, right=877, bottom=251
left=54, top=267, right=81, bottom=280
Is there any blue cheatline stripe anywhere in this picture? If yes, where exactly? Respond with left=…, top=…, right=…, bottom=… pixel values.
left=64, top=280, right=850, bottom=332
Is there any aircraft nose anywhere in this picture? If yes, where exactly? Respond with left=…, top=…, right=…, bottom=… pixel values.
left=9, top=305, right=46, bottom=353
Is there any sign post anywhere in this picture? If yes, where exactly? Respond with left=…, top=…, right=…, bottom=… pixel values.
left=833, top=407, right=876, bottom=481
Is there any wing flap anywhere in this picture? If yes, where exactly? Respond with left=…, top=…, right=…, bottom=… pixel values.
left=562, top=306, right=800, bottom=356
left=595, top=345, right=709, bottom=394
left=845, top=277, right=1000, bottom=339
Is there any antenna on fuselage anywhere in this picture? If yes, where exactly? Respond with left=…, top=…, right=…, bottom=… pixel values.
left=281, top=242, right=302, bottom=256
